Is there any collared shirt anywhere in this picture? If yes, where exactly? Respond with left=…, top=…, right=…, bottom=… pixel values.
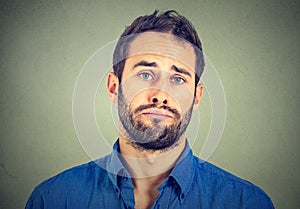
left=26, top=140, right=274, bottom=209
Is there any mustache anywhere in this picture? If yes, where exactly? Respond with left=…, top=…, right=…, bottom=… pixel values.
left=133, top=103, right=180, bottom=118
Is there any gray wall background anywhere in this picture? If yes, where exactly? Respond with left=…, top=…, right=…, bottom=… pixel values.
left=1, top=0, right=299, bottom=208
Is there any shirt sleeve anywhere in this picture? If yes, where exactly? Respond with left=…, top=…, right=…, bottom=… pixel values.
left=245, top=189, right=275, bottom=209
left=25, top=188, right=44, bottom=209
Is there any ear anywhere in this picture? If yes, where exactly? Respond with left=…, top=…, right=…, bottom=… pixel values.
left=107, top=72, right=119, bottom=103
left=193, top=83, right=203, bottom=111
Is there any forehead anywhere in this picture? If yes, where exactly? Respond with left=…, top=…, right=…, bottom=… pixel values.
left=127, top=32, right=196, bottom=71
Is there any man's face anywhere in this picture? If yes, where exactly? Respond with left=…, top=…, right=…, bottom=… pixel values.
left=115, top=32, right=202, bottom=151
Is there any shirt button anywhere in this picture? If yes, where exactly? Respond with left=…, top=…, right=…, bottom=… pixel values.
left=123, top=177, right=128, bottom=181
left=115, top=187, right=121, bottom=199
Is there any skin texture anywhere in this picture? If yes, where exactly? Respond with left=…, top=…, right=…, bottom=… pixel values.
left=107, top=32, right=203, bottom=209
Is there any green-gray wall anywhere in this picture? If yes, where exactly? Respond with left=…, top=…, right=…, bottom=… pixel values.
left=1, top=0, right=299, bottom=208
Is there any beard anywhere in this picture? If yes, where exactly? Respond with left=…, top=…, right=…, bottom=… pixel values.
left=117, top=86, right=194, bottom=151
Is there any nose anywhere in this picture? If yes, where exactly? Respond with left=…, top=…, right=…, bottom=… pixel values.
left=148, top=73, right=171, bottom=106
left=152, top=97, right=167, bottom=105
left=150, top=90, right=169, bottom=105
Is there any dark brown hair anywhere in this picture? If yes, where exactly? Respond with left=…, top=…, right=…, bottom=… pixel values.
left=113, top=10, right=204, bottom=85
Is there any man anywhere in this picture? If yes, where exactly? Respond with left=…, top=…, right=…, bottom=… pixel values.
left=26, top=10, right=274, bottom=209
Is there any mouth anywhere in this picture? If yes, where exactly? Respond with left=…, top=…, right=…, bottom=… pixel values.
left=141, top=109, right=173, bottom=119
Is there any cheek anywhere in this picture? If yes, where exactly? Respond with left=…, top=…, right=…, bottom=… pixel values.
left=120, top=78, right=151, bottom=112
left=120, top=75, right=148, bottom=103
left=174, top=92, right=194, bottom=112
left=171, top=87, right=194, bottom=113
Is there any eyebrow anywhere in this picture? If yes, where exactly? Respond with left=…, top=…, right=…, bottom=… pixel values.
left=133, top=60, right=157, bottom=69
left=132, top=60, right=192, bottom=78
left=171, top=65, right=192, bottom=78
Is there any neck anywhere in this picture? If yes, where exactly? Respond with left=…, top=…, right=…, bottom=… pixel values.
left=118, top=134, right=186, bottom=178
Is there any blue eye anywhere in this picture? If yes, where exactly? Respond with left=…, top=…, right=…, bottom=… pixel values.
left=139, top=72, right=153, bottom=80
left=172, top=76, right=185, bottom=84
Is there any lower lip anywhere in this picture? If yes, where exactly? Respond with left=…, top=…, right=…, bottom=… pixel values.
left=142, top=113, right=172, bottom=119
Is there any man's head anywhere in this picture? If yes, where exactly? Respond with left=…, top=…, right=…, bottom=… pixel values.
left=107, top=10, right=204, bottom=152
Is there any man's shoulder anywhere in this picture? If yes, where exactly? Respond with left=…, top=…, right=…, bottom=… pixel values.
left=25, top=156, right=116, bottom=209
left=191, top=156, right=274, bottom=207
left=35, top=156, right=110, bottom=193
left=192, top=156, right=253, bottom=185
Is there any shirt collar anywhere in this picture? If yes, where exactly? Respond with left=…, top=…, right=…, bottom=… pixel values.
left=167, top=140, right=195, bottom=202
left=106, top=139, right=195, bottom=199
left=106, top=139, right=130, bottom=188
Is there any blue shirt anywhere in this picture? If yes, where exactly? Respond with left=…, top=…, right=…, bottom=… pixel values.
left=26, top=140, right=274, bottom=209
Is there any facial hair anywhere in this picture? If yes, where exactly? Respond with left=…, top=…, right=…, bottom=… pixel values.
left=117, top=86, right=194, bottom=151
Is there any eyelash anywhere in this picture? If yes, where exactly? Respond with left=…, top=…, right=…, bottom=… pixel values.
left=171, top=76, right=186, bottom=84
left=139, top=72, right=154, bottom=80
left=138, top=71, right=186, bottom=85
